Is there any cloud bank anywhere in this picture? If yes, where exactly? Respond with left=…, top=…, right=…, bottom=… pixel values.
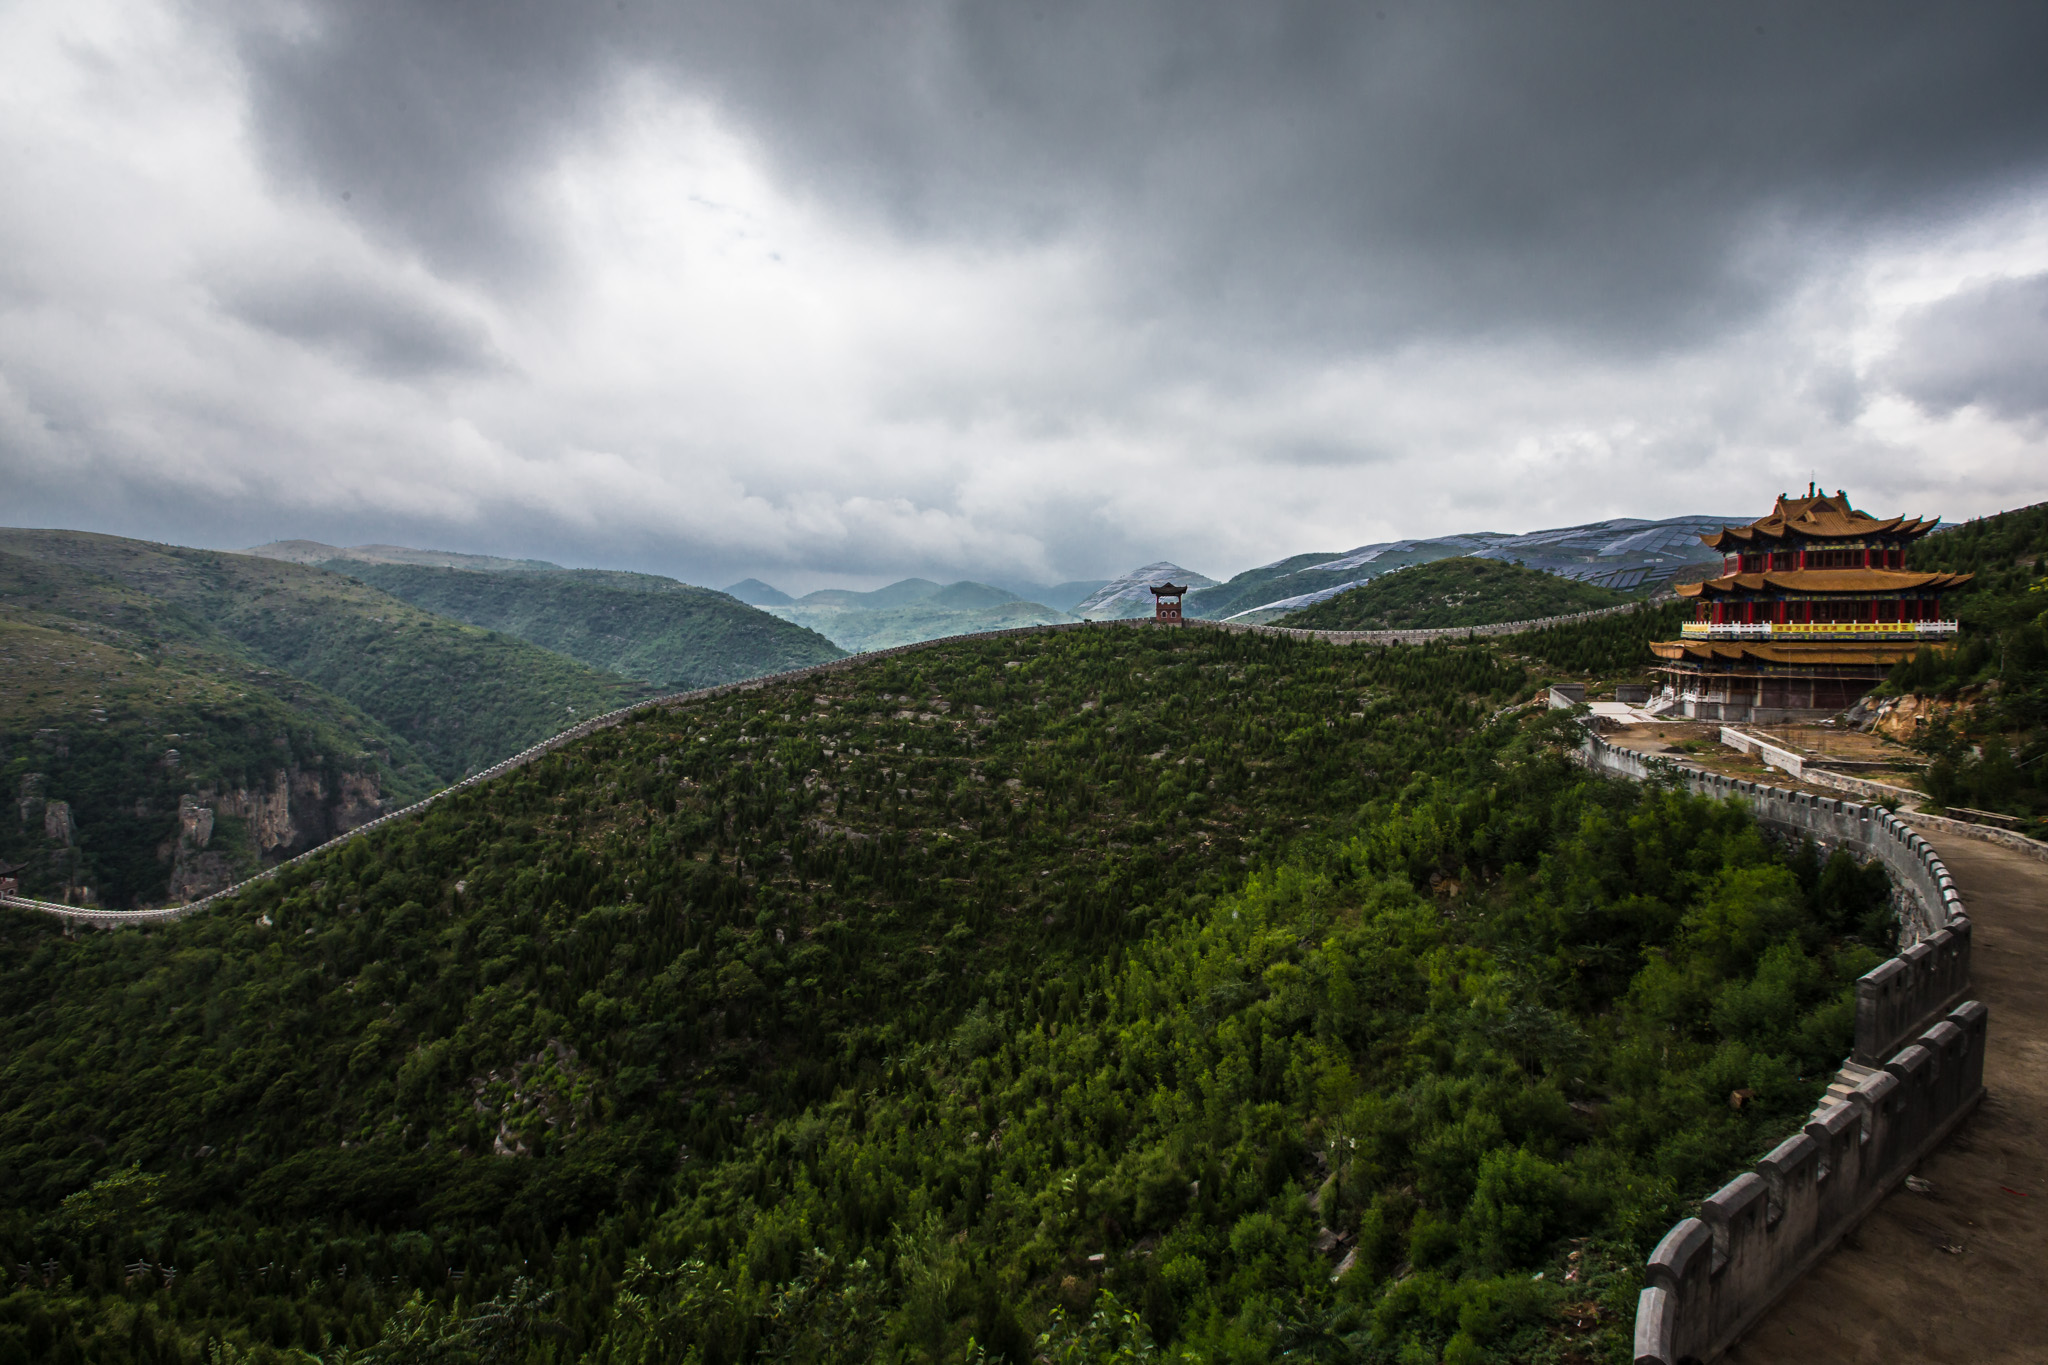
left=2, top=0, right=2045, bottom=589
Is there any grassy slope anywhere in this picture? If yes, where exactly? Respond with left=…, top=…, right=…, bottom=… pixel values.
left=1279, top=557, right=1633, bottom=630
left=0, top=530, right=653, bottom=784
left=0, top=624, right=1890, bottom=1364
left=330, top=564, right=845, bottom=690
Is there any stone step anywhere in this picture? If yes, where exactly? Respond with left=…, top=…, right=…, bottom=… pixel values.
left=1811, top=1059, right=1882, bottom=1122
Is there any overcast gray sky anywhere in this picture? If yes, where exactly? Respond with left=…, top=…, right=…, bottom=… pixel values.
left=3, top=1, right=2045, bottom=591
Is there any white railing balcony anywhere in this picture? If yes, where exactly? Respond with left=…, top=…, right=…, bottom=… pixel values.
left=1679, top=620, right=1959, bottom=641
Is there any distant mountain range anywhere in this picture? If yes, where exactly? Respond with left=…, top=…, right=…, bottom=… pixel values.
left=1182, top=514, right=1741, bottom=623
left=249, top=510, right=1742, bottom=664
left=721, top=515, right=1738, bottom=643
left=734, top=577, right=1079, bottom=651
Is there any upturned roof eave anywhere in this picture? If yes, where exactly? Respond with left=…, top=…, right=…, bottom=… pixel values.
left=1675, top=569, right=1972, bottom=598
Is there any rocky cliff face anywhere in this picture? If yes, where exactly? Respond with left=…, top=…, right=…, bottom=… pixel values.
left=10, top=758, right=387, bottom=907
left=11, top=772, right=85, bottom=903
left=164, top=766, right=385, bottom=903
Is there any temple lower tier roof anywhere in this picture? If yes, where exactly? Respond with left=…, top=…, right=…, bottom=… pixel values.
left=1650, top=639, right=1929, bottom=666
left=1676, top=569, right=1972, bottom=597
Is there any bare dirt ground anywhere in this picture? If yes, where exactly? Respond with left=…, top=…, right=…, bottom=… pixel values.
left=1728, top=831, right=2048, bottom=1364
left=1600, top=722, right=1930, bottom=804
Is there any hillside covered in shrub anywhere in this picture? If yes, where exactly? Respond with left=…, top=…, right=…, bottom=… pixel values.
left=1279, top=559, right=1632, bottom=632
left=0, top=624, right=1894, bottom=1364
left=1880, top=501, right=2048, bottom=830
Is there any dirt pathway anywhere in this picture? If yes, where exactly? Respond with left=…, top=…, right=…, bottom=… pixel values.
left=1729, top=832, right=2048, bottom=1364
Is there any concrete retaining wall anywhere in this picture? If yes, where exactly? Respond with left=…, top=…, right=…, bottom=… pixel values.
left=1710, top=734, right=2048, bottom=866
left=1718, top=727, right=1805, bottom=779
left=1635, top=1001, right=1988, bottom=1365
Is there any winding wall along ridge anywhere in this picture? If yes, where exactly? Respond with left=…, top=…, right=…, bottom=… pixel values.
left=1577, top=734, right=1989, bottom=1365
left=0, top=602, right=1657, bottom=927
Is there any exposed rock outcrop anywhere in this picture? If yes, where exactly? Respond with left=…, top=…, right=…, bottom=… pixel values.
left=163, top=765, right=383, bottom=902
left=1856, top=692, right=1975, bottom=744
left=16, top=772, right=45, bottom=831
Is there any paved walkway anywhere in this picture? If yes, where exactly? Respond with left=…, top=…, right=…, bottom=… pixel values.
left=1730, top=831, right=2048, bottom=1364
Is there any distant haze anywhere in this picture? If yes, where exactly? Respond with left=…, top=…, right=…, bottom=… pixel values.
left=3, top=2, right=2045, bottom=589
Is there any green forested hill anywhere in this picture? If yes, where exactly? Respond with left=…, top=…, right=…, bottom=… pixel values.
left=1279, top=558, right=1633, bottom=631
left=0, top=530, right=655, bottom=907
left=0, top=548, right=441, bottom=907
left=0, top=530, right=652, bottom=780
left=1501, top=601, right=1690, bottom=679
left=1880, top=501, right=2048, bottom=827
left=0, top=624, right=1892, bottom=1363
left=328, top=564, right=845, bottom=691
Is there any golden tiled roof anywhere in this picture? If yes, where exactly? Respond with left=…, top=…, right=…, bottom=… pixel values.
left=1700, top=491, right=1937, bottom=549
left=1675, top=569, right=1972, bottom=597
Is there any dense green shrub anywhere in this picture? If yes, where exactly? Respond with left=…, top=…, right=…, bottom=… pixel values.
left=1878, top=502, right=2048, bottom=825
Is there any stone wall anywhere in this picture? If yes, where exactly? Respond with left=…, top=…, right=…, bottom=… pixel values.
left=1575, top=733, right=1988, bottom=1365
left=1185, top=600, right=1644, bottom=646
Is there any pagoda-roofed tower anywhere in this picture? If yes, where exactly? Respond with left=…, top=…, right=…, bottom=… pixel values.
left=1649, top=486, right=1971, bottom=722
left=1151, top=583, right=1187, bottom=623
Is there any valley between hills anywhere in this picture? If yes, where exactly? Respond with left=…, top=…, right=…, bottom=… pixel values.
left=0, top=505, right=2042, bottom=1365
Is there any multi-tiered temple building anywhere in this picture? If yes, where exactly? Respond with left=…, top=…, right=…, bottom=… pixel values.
left=1651, top=487, right=1971, bottom=722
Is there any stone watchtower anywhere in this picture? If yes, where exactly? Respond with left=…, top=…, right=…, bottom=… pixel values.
left=1151, top=583, right=1187, bottom=624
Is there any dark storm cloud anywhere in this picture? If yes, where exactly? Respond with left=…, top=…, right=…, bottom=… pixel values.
left=1881, top=272, right=2048, bottom=422
left=236, top=1, right=2048, bottom=351
left=220, top=269, right=502, bottom=379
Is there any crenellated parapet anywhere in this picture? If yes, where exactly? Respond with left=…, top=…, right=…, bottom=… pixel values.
left=1634, top=1001, right=1987, bottom=1365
